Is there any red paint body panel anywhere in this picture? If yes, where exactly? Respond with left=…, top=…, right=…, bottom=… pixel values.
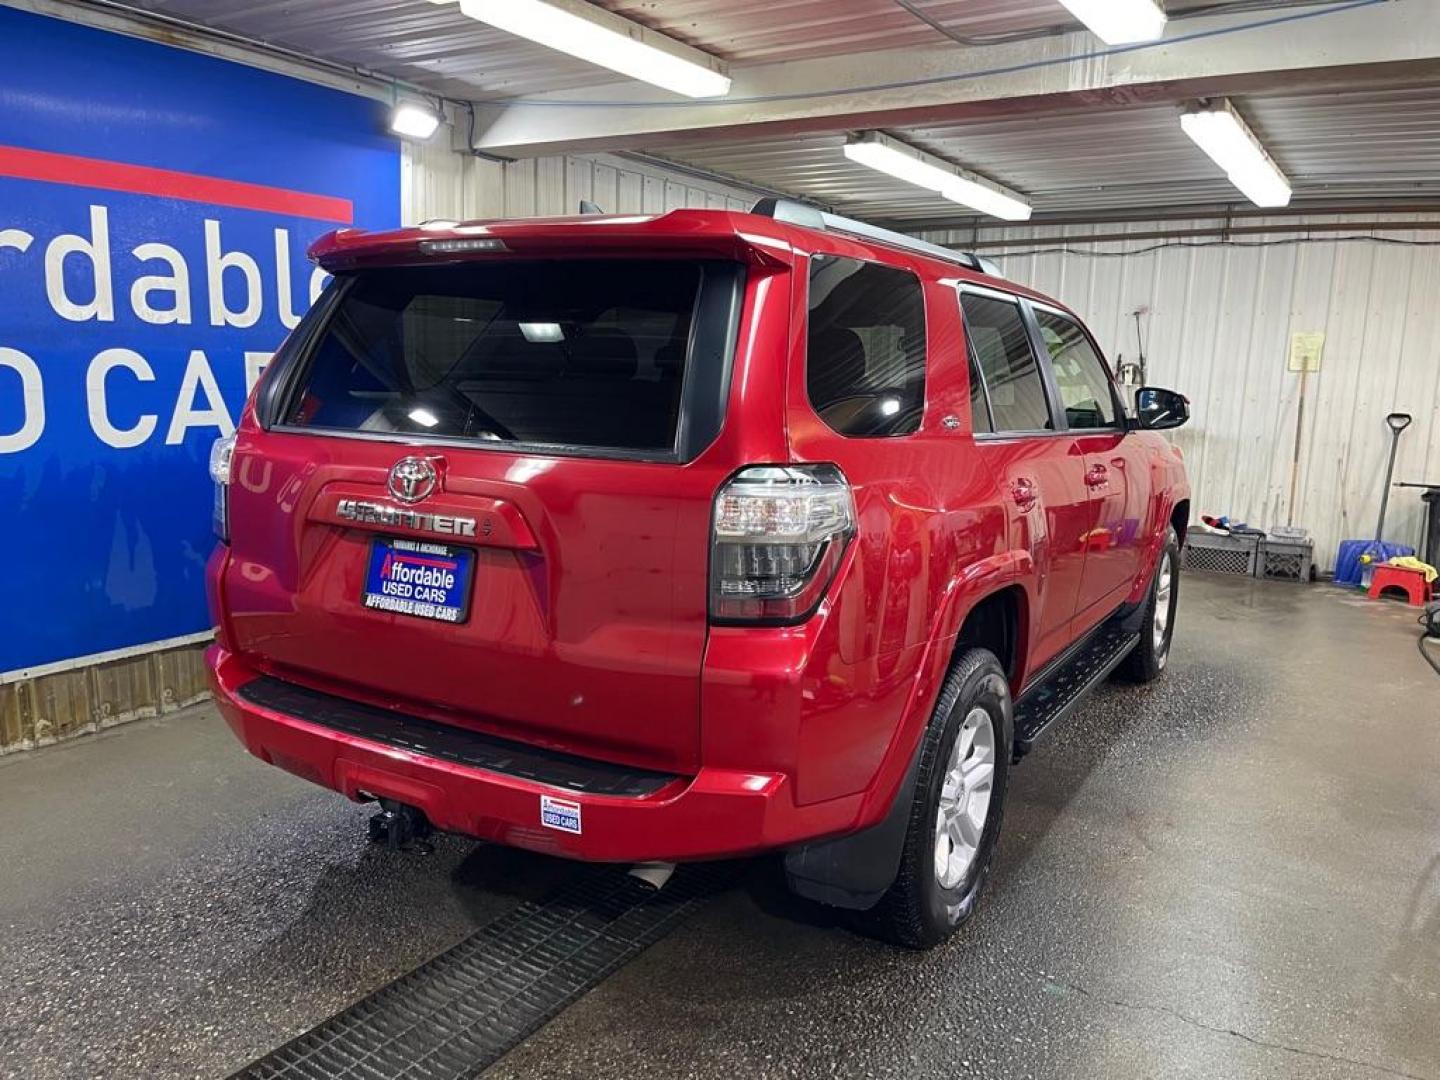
left=207, top=208, right=1189, bottom=862
left=208, top=643, right=864, bottom=861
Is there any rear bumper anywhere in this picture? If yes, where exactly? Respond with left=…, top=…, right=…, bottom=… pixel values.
left=207, top=645, right=865, bottom=862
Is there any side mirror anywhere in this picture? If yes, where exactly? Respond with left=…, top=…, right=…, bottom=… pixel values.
left=1134, top=386, right=1190, bottom=431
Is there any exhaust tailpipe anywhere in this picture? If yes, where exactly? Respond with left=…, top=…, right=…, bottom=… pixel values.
left=627, top=862, right=676, bottom=891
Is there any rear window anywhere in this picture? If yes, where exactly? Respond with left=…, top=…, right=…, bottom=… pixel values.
left=806, top=255, right=927, bottom=437
left=283, top=260, right=702, bottom=453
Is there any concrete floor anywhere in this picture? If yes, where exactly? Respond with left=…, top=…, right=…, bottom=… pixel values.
left=2, top=574, right=1438, bottom=1080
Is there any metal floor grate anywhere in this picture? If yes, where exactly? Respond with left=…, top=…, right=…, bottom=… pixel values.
left=229, top=865, right=726, bottom=1080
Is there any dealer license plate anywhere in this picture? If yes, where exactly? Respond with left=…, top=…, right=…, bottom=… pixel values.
left=361, top=537, right=474, bottom=624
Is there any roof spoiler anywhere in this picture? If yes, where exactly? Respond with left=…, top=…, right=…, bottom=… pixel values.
left=749, top=198, right=1003, bottom=278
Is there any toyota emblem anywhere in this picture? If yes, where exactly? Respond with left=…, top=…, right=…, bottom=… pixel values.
left=387, top=457, right=437, bottom=503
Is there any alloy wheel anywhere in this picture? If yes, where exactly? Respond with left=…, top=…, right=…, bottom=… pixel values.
left=933, top=707, right=997, bottom=890
left=1153, top=551, right=1174, bottom=661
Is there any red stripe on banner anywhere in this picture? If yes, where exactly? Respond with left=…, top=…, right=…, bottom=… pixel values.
left=0, top=144, right=354, bottom=224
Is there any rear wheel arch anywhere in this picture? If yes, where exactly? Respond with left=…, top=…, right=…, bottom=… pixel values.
left=780, top=582, right=1027, bottom=914
left=952, top=584, right=1028, bottom=693
left=856, top=645, right=1014, bottom=948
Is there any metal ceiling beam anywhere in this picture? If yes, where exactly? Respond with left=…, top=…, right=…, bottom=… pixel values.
left=470, top=1, right=1440, bottom=157
left=880, top=200, right=1440, bottom=234
left=963, top=218, right=1440, bottom=249
left=7, top=0, right=396, bottom=101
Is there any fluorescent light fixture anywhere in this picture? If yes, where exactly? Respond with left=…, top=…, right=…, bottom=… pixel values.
left=389, top=102, right=442, bottom=140
left=408, top=407, right=440, bottom=428
left=458, top=0, right=731, bottom=98
left=519, top=322, right=565, bottom=343
left=1180, top=100, right=1292, bottom=208
left=942, top=175, right=1034, bottom=223
left=845, top=136, right=957, bottom=195
left=843, top=132, right=1033, bottom=222
left=1057, top=0, right=1167, bottom=44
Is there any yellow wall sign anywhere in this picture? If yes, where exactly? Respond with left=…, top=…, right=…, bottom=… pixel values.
left=1288, top=332, right=1324, bottom=372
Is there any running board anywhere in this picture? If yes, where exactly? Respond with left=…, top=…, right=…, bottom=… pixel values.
left=1013, top=622, right=1139, bottom=759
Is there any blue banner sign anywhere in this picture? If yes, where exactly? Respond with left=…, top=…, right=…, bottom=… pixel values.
left=0, top=8, right=400, bottom=672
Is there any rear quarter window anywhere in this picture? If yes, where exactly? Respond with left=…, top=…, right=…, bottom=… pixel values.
left=806, top=256, right=927, bottom=437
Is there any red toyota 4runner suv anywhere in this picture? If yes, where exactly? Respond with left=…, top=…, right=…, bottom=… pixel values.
left=205, top=200, right=1190, bottom=948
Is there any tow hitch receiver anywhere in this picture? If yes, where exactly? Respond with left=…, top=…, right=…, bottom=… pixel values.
left=367, top=799, right=434, bottom=855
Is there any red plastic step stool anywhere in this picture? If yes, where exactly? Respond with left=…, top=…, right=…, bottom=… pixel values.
left=1368, top=564, right=1433, bottom=606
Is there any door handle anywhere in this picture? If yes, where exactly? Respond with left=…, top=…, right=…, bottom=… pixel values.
left=1010, top=477, right=1038, bottom=513
left=1085, top=464, right=1109, bottom=488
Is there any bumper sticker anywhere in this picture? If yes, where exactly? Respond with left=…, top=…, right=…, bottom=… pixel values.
left=540, top=794, right=582, bottom=835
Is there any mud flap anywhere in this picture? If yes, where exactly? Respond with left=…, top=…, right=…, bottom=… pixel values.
left=1116, top=597, right=1148, bottom=635
left=782, top=746, right=923, bottom=912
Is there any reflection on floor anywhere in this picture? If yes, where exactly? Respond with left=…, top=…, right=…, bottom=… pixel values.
left=2, top=575, right=1437, bottom=1080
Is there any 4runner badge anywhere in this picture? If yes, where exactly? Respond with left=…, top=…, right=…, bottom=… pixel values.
left=336, top=499, right=478, bottom=538
left=387, top=456, right=437, bottom=503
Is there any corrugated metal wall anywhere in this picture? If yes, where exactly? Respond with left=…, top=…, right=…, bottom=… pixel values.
left=932, top=218, right=1440, bottom=571
left=405, top=140, right=1440, bottom=572
left=402, top=140, right=759, bottom=224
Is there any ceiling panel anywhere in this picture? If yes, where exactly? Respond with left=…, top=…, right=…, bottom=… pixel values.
left=125, top=0, right=611, bottom=98
left=123, top=0, right=1226, bottom=98
left=606, top=0, right=1154, bottom=63
left=651, top=86, right=1440, bottom=220
left=107, top=0, right=1440, bottom=219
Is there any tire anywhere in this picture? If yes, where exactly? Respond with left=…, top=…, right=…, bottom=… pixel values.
left=1117, top=526, right=1180, bottom=683
left=858, top=647, right=1013, bottom=950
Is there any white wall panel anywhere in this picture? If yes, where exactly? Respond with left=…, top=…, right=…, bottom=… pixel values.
left=402, top=142, right=756, bottom=225
left=927, top=219, right=1440, bottom=570
left=401, top=141, right=1439, bottom=572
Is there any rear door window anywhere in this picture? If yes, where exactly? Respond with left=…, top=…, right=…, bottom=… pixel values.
left=1034, top=310, right=1119, bottom=430
left=806, top=255, right=927, bottom=437
left=960, top=292, right=1052, bottom=433
left=283, top=260, right=704, bottom=453
left=967, top=349, right=993, bottom=434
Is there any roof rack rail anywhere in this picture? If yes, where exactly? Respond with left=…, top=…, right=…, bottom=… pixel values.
left=750, top=197, right=1002, bottom=278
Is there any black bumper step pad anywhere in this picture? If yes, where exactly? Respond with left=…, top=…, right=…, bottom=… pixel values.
left=229, top=865, right=726, bottom=1080
left=1014, top=621, right=1139, bottom=756
left=237, top=675, right=679, bottom=798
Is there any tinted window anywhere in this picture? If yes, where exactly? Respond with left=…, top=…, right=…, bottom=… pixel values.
left=968, top=349, right=992, bottom=434
left=807, top=256, right=926, bottom=437
left=961, top=293, right=1051, bottom=432
left=1036, top=310, right=1118, bottom=429
left=284, top=260, right=702, bottom=452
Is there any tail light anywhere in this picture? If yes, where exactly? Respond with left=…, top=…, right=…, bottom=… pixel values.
left=710, top=465, right=856, bottom=625
left=209, top=434, right=236, bottom=542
